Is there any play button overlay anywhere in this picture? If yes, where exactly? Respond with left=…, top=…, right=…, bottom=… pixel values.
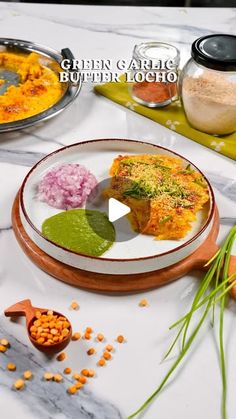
left=108, top=198, right=130, bottom=223
left=85, top=177, right=150, bottom=243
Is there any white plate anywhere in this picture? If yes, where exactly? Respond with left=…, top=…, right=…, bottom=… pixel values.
left=20, top=139, right=215, bottom=274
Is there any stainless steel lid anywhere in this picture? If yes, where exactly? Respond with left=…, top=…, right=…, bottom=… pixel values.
left=0, top=38, right=81, bottom=133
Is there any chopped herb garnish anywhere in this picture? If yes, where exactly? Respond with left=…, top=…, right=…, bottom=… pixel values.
left=159, top=215, right=173, bottom=224
left=123, top=183, right=146, bottom=198
left=120, top=160, right=135, bottom=167
left=154, top=164, right=171, bottom=171
left=179, top=163, right=194, bottom=175
left=193, top=178, right=207, bottom=188
left=181, top=202, right=194, bottom=208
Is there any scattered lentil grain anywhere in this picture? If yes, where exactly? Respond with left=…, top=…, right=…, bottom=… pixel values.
left=70, top=301, right=79, bottom=310
left=7, top=363, right=16, bottom=371
left=103, top=351, right=112, bottom=360
left=44, top=372, right=54, bottom=381
left=23, top=371, right=32, bottom=380
left=79, top=376, right=87, bottom=384
left=116, top=335, right=125, bottom=343
left=67, top=385, right=77, bottom=394
left=72, top=332, right=81, bottom=341
left=98, top=358, right=106, bottom=367
left=54, top=374, right=63, bottom=382
left=64, top=367, right=71, bottom=375
left=105, top=344, right=113, bottom=352
left=57, top=352, right=66, bottom=362
left=83, top=332, right=91, bottom=340
left=139, top=298, right=149, bottom=307
left=14, top=379, right=25, bottom=390
left=81, top=369, right=89, bottom=377
left=87, top=348, right=96, bottom=356
left=0, top=339, right=10, bottom=347
left=75, top=381, right=83, bottom=390
left=88, top=369, right=95, bottom=377
left=96, top=333, right=104, bottom=342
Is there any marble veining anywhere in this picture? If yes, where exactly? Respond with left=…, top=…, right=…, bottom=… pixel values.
left=207, top=173, right=236, bottom=203
left=0, top=318, right=123, bottom=419
left=0, top=149, right=46, bottom=167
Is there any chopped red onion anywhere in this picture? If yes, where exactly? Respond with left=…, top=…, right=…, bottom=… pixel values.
left=37, top=163, right=97, bottom=209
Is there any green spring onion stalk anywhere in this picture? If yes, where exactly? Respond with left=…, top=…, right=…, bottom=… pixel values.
left=127, top=225, right=236, bottom=419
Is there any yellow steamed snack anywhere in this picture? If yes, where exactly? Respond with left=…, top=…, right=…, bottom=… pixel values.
left=0, top=52, right=62, bottom=123
left=104, top=154, right=210, bottom=240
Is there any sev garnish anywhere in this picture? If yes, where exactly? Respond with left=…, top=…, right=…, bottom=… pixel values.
left=105, top=154, right=209, bottom=240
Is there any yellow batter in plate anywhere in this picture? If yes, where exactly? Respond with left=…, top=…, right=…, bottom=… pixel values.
left=0, top=51, right=63, bottom=123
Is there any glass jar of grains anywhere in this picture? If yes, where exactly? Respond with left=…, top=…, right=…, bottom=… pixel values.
left=128, top=42, right=180, bottom=108
left=180, top=34, right=236, bottom=135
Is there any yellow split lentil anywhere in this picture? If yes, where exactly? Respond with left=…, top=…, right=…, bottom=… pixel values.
left=67, top=385, right=77, bottom=395
left=64, top=367, right=72, bottom=375
left=0, top=339, right=10, bottom=347
left=75, top=381, right=83, bottom=390
left=70, top=301, right=79, bottom=310
left=44, top=372, right=54, bottom=381
left=23, top=371, right=32, bottom=380
left=96, top=333, right=104, bottom=342
left=0, top=52, right=63, bottom=124
left=78, top=376, right=87, bottom=384
left=105, top=344, right=114, bottom=352
left=139, top=298, right=149, bottom=307
left=116, top=335, right=125, bottom=343
left=103, top=351, right=112, bottom=360
left=14, top=379, right=25, bottom=390
left=30, top=311, right=70, bottom=346
left=54, top=374, right=63, bottom=382
left=71, top=332, right=81, bottom=341
left=73, top=372, right=81, bottom=381
left=56, top=352, right=66, bottom=362
left=98, top=358, right=106, bottom=367
left=87, top=347, right=96, bottom=356
left=7, top=363, right=16, bottom=371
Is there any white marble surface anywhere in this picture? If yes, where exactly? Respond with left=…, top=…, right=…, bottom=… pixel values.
left=0, top=3, right=236, bottom=419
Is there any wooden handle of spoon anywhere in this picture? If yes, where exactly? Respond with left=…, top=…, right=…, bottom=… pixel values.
left=4, top=299, right=39, bottom=325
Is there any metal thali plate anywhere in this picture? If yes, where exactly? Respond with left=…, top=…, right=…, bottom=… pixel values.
left=0, top=38, right=81, bottom=133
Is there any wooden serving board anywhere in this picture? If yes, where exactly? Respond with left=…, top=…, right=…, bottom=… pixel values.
left=12, top=193, right=236, bottom=296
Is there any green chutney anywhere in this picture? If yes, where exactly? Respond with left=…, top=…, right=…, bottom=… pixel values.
left=42, top=209, right=115, bottom=257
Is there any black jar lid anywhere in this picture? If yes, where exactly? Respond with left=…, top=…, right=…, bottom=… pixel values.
left=191, top=34, right=236, bottom=71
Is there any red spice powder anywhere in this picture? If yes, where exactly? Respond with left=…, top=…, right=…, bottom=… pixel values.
left=132, top=81, right=177, bottom=104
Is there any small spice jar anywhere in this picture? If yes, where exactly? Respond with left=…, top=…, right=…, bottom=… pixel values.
left=128, top=42, right=180, bottom=108
left=180, top=34, right=236, bottom=135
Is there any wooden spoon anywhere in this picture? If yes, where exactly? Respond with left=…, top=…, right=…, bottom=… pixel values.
left=4, top=299, right=72, bottom=355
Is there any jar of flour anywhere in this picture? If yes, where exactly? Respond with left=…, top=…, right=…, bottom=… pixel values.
left=180, top=34, right=236, bottom=135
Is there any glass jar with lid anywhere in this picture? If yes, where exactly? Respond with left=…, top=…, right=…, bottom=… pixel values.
left=128, top=42, right=180, bottom=108
left=179, top=34, right=236, bottom=135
